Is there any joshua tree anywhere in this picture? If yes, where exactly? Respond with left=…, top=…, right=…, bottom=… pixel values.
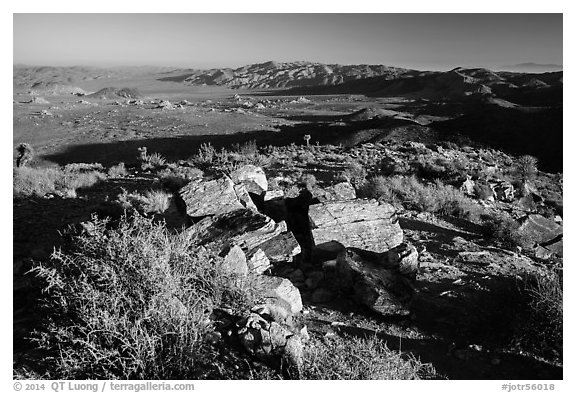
left=137, top=146, right=148, bottom=162
left=303, top=134, right=311, bottom=147
left=16, top=143, right=34, bottom=167
left=515, top=155, right=538, bottom=183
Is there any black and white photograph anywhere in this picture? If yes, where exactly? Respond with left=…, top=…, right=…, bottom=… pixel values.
left=9, top=5, right=567, bottom=388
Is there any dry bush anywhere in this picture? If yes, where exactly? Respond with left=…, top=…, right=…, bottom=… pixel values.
left=141, top=190, right=172, bottom=214
left=340, top=161, right=367, bottom=187
left=56, top=170, right=106, bottom=191
left=63, top=163, right=105, bottom=172
left=28, top=215, right=259, bottom=379
left=158, top=166, right=203, bottom=190
left=302, top=333, right=438, bottom=380
left=481, top=213, right=527, bottom=248
left=362, top=175, right=483, bottom=221
left=232, top=140, right=258, bottom=158
left=13, top=166, right=105, bottom=198
left=108, top=162, right=128, bottom=178
left=114, top=189, right=171, bottom=216
left=13, top=167, right=60, bottom=197
left=515, top=155, right=539, bottom=183
left=141, top=152, right=167, bottom=170
left=512, top=269, right=563, bottom=360
left=193, top=143, right=216, bottom=165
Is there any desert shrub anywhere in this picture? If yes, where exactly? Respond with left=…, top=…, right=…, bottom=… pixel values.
left=29, top=215, right=259, bottom=379
left=211, top=143, right=270, bottom=169
left=298, top=173, right=317, bottom=190
left=362, top=175, right=483, bottom=221
left=108, top=162, right=128, bottom=178
left=340, top=161, right=367, bottom=187
left=229, top=141, right=271, bottom=167
left=412, top=156, right=447, bottom=180
left=379, top=156, right=410, bottom=176
left=194, top=142, right=216, bottom=165
left=56, top=170, right=106, bottom=191
left=302, top=334, right=437, bottom=380
left=441, top=141, right=459, bottom=151
left=232, top=140, right=258, bottom=158
left=512, top=269, right=563, bottom=360
left=13, top=166, right=105, bottom=198
left=158, top=166, right=203, bottom=190
left=481, top=213, right=525, bottom=248
left=515, top=155, right=538, bottom=183
left=114, top=189, right=171, bottom=216
left=63, top=163, right=105, bottom=172
left=323, top=153, right=348, bottom=163
left=297, top=152, right=315, bottom=165
left=141, top=190, right=172, bottom=214
left=13, top=167, right=60, bottom=197
left=141, top=152, right=167, bottom=170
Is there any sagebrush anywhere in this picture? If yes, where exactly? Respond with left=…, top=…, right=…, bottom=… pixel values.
left=28, top=215, right=259, bottom=379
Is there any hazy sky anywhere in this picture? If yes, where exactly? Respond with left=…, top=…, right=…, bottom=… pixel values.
left=13, top=14, right=562, bottom=70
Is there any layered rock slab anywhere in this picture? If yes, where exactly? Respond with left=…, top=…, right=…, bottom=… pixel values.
left=179, top=176, right=256, bottom=217
left=308, top=199, right=403, bottom=253
left=185, top=209, right=300, bottom=273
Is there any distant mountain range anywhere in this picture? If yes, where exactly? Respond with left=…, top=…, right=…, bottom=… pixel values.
left=13, top=61, right=563, bottom=101
left=157, top=61, right=408, bottom=89
left=499, top=63, right=563, bottom=73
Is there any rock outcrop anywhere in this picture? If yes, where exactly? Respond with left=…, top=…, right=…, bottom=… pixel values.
left=517, top=214, right=563, bottom=246
left=309, top=199, right=403, bottom=253
left=336, top=243, right=419, bottom=316
left=179, top=176, right=253, bottom=217
left=185, top=209, right=299, bottom=273
left=231, top=165, right=268, bottom=196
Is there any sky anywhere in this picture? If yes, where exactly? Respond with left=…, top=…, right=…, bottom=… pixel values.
left=13, top=13, right=563, bottom=71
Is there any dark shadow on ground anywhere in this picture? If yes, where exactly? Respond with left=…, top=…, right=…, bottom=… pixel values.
left=328, top=323, right=561, bottom=379
left=301, top=269, right=562, bottom=379
left=400, top=217, right=481, bottom=241
left=41, top=119, right=405, bottom=166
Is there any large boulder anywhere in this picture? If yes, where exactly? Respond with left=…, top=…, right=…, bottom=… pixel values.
left=257, top=275, right=303, bottom=314
left=309, top=199, right=403, bottom=253
left=336, top=243, right=419, bottom=316
left=179, top=176, right=251, bottom=217
left=231, top=165, right=268, bottom=195
left=517, top=214, right=563, bottom=246
left=185, top=209, right=300, bottom=271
